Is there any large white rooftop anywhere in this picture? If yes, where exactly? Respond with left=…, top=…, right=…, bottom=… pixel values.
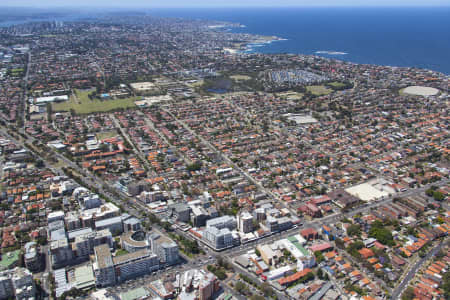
left=403, top=86, right=439, bottom=96
left=345, top=182, right=389, bottom=201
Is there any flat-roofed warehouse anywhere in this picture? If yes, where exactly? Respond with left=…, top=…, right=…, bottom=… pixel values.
left=130, top=82, right=160, bottom=93
left=34, top=95, right=69, bottom=105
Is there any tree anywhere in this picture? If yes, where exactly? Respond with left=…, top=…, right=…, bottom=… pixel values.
left=46, top=103, right=52, bottom=122
left=252, top=219, right=260, bottom=231
left=433, top=191, right=444, bottom=201
left=443, top=270, right=450, bottom=299
left=406, top=226, right=417, bottom=236
left=37, top=236, right=47, bottom=246
left=335, top=237, right=345, bottom=249
left=214, top=269, right=226, bottom=280
left=260, top=282, right=275, bottom=297
left=59, top=287, right=87, bottom=299
left=419, top=249, right=427, bottom=258
left=161, top=221, right=172, bottom=231
left=314, top=251, right=325, bottom=263
left=217, top=257, right=231, bottom=270
left=187, top=161, right=202, bottom=172
left=425, top=188, right=435, bottom=197
left=301, top=272, right=315, bottom=283
left=317, top=268, right=324, bottom=279
left=99, top=143, right=109, bottom=152
left=35, top=159, right=44, bottom=168
left=235, top=281, right=246, bottom=294
left=347, top=241, right=364, bottom=258
left=401, top=286, right=415, bottom=300
left=369, top=221, right=395, bottom=246
left=347, top=224, right=361, bottom=237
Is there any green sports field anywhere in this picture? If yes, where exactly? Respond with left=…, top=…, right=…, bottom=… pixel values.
left=52, top=89, right=137, bottom=114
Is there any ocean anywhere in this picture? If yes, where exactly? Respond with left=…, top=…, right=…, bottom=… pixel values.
left=149, top=7, right=450, bottom=75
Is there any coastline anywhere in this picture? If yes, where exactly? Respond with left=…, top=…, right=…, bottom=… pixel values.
left=1, top=8, right=450, bottom=75
left=219, top=22, right=449, bottom=76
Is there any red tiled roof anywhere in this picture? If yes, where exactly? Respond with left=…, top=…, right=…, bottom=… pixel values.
left=310, top=242, right=333, bottom=252
left=278, top=268, right=312, bottom=286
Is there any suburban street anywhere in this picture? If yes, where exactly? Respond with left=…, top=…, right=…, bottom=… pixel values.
left=390, top=238, right=449, bottom=300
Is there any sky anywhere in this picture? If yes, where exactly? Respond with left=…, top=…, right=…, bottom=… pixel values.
left=2, top=0, right=450, bottom=8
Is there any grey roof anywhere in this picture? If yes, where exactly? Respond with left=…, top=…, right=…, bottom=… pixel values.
left=48, top=210, right=65, bottom=220
left=160, top=241, right=177, bottom=249
left=235, top=255, right=250, bottom=268
left=204, top=226, right=231, bottom=236
left=308, top=282, right=333, bottom=300
left=68, top=227, right=93, bottom=240
left=95, top=216, right=122, bottom=228
left=123, top=216, right=141, bottom=225
left=51, top=228, right=67, bottom=241
left=53, top=268, right=71, bottom=298
left=206, top=215, right=235, bottom=228
left=149, top=233, right=160, bottom=240
left=112, top=249, right=154, bottom=266
left=48, top=220, right=65, bottom=231
left=278, top=216, right=292, bottom=224
left=170, top=203, right=190, bottom=212
left=24, top=241, right=36, bottom=251
left=53, top=268, right=67, bottom=283
left=24, top=242, right=37, bottom=260
left=94, top=244, right=113, bottom=269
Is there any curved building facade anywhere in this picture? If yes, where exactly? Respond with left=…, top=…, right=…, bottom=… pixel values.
left=121, top=231, right=150, bottom=253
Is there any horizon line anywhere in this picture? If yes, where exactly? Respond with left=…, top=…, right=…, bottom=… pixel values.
left=2, top=5, right=450, bottom=9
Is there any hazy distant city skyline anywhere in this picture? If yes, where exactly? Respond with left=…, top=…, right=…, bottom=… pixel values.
left=2, top=0, right=450, bottom=8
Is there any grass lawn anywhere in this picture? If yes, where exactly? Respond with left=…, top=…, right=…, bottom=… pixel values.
left=52, top=89, right=137, bottom=114
left=116, top=249, right=129, bottom=256
left=230, top=75, right=252, bottom=81
left=52, top=159, right=68, bottom=169
left=328, top=82, right=346, bottom=88
left=187, top=80, right=204, bottom=87
left=96, top=130, right=119, bottom=141
left=307, top=85, right=333, bottom=96
left=180, top=249, right=195, bottom=258
left=278, top=91, right=304, bottom=100
left=10, top=68, right=24, bottom=77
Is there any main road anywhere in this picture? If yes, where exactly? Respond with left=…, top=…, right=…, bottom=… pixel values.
left=390, top=238, right=449, bottom=300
